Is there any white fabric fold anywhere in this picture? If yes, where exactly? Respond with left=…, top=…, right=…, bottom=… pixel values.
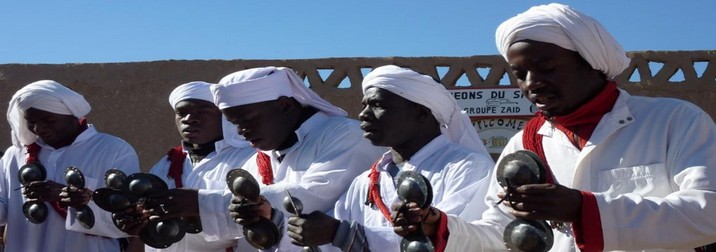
left=168, top=81, right=248, bottom=148
left=495, top=3, right=630, bottom=79
left=7, top=80, right=91, bottom=147
left=361, top=65, right=489, bottom=154
left=211, top=66, right=347, bottom=117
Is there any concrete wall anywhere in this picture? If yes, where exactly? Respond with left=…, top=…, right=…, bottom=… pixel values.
left=1, top=51, right=715, bottom=170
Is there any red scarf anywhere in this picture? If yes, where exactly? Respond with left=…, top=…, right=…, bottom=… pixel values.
left=522, top=81, right=619, bottom=182
left=25, top=143, right=67, bottom=219
left=365, top=160, right=394, bottom=223
left=167, top=146, right=187, bottom=188
left=256, top=151, right=274, bottom=185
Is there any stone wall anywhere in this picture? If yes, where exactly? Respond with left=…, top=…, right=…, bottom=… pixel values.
left=1, top=51, right=715, bottom=169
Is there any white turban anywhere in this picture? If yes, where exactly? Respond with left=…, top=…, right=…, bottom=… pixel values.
left=169, top=81, right=249, bottom=149
left=211, top=67, right=347, bottom=117
left=362, top=65, right=489, bottom=154
left=7, top=80, right=91, bottom=148
left=495, top=3, right=630, bottom=79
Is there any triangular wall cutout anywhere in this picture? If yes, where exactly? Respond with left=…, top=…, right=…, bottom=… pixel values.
left=648, top=62, right=665, bottom=77
left=499, top=70, right=512, bottom=86
left=436, top=66, right=450, bottom=81
left=360, top=67, right=373, bottom=77
left=476, top=67, right=490, bottom=81
left=317, top=69, right=334, bottom=83
left=628, top=67, right=641, bottom=82
left=669, top=68, right=686, bottom=82
left=455, top=72, right=470, bottom=87
left=694, top=61, right=708, bottom=78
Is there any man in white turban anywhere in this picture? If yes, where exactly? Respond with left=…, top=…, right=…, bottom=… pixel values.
left=284, top=65, right=495, bottom=252
left=203, top=67, right=383, bottom=251
left=0, top=80, right=140, bottom=251
left=115, top=81, right=256, bottom=251
left=394, top=3, right=716, bottom=252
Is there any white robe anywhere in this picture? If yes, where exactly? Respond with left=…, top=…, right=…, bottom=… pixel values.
left=199, top=112, right=385, bottom=252
left=0, top=126, right=140, bottom=252
left=444, top=89, right=716, bottom=251
left=329, top=134, right=495, bottom=252
left=145, top=139, right=254, bottom=252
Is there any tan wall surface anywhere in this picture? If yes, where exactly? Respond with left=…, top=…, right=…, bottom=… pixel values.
left=1, top=51, right=715, bottom=170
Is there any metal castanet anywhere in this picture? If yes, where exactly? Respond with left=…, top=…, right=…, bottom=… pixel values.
left=283, top=190, right=321, bottom=252
left=93, top=172, right=191, bottom=248
left=503, top=219, right=553, bottom=252
left=225, top=169, right=280, bottom=249
left=64, top=166, right=95, bottom=229
left=18, top=162, right=48, bottom=224
left=140, top=218, right=187, bottom=249
left=395, top=171, right=435, bottom=252
left=497, top=150, right=554, bottom=252
left=104, top=169, right=126, bottom=190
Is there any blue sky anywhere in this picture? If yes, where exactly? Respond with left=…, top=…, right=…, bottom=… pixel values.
left=1, top=1, right=714, bottom=64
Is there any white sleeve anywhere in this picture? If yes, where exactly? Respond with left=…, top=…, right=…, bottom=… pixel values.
left=0, top=146, right=18, bottom=225
left=444, top=137, right=523, bottom=252
left=66, top=141, right=141, bottom=238
left=197, top=188, right=243, bottom=242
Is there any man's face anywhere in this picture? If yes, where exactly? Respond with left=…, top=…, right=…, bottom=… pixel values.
left=359, top=87, right=421, bottom=148
left=174, top=99, right=223, bottom=145
left=507, top=40, right=603, bottom=117
left=24, top=108, right=81, bottom=148
left=222, top=100, right=293, bottom=151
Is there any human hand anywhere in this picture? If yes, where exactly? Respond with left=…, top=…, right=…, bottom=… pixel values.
left=497, top=183, right=582, bottom=223
left=59, top=186, right=92, bottom=208
left=228, top=195, right=272, bottom=225
left=392, top=202, right=441, bottom=237
left=143, top=188, right=199, bottom=221
left=23, top=180, right=64, bottom=203
left=114, top=206, right=149, bottom=235
left=287, top=211, right=339, bottom=246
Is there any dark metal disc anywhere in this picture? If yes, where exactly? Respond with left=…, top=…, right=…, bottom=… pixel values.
left=104, top=169, right=127, bottom=190
left=64, top=166, right=85, bottom=189
left=243, top=218, right=281, bottom=250
left=140, top=218, right=187, bottom=248
left=400, top=236, right=435, bottom=252
left=140, top=220, right=173, bottom=249
left=92, top=188, right=135, bottom=212
left=226, top=169, right=260, bottom=201
left=22, top=201, right=48, bottom=224
left=18, top=163, right=46, bottom=185
left=282, top=190, right=303, bottom=215
left=503, top=219, right=554, bottom=252
left=395, top=171, right=433, bottom=208
left=76, top=206, right=95, bottom=229
left=496, top=150, right=548, bottom=188
left=124, top=173, right=168, bottom=197
left=182, top=216, right=203, bottom=234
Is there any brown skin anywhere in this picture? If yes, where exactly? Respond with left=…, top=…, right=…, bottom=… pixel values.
left=24, top=108, right=83, bottom=149
left=286, top=88, right=441, bottom=247
left=222, top=96, right=315, bottom=151
left=22, top=108, right=90, bottom=207
left=222, top=97, right=317, bottom=226
left=228, top=195, right=273, bottom=225
left=174, top=99, right=224, bottom=146
left=394, top=40, right=607, bottom=237
left=508, top=40, right=607, bottom=117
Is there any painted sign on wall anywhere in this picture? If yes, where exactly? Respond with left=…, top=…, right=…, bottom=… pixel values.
left=449, top=87, right=534, bottom=154
left=449, top=88, right=536, bottom=117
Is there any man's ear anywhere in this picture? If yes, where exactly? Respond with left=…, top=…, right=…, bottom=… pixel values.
left=276, top=96, right=296, bottom=113
left=415, top=104, right=432, bottom=123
